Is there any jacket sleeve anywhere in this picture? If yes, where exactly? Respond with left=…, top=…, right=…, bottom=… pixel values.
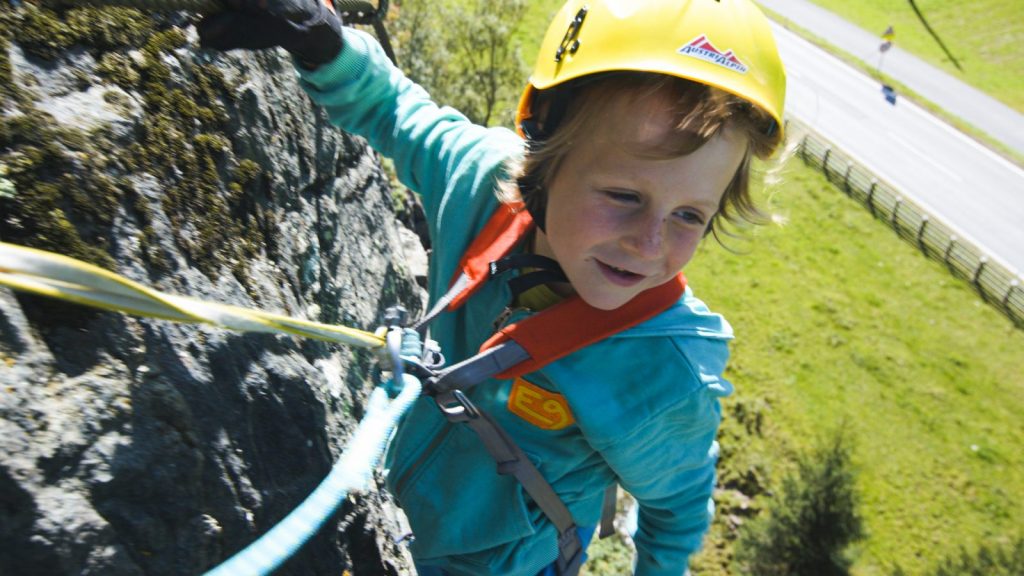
left=294, top=28, right=523, bottom=232
left=566, top=331, right=731, bottom=576
left=612, top=386, right=723, bottom=576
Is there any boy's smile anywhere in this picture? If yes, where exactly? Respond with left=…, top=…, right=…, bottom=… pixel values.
left=532, top=91, right=748, bottom=310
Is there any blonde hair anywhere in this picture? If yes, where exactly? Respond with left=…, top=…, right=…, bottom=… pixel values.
left=499, top=73, right=783, bottom=241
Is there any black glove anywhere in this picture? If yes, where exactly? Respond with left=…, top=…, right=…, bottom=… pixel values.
left=197, top=0, right=343, bottom=68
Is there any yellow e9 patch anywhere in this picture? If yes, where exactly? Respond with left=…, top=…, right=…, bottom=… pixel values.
left=507, top=377, right=575, bottom=430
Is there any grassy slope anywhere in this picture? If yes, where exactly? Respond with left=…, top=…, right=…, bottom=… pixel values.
left=685, top=159, right=1024, bottom=575
left=803, top=0, right=1024, bottom=113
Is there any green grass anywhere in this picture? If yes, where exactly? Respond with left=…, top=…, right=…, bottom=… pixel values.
left=684, top=159, right=1024, bottom=575
left=802, top=0, right=1024, bottom=114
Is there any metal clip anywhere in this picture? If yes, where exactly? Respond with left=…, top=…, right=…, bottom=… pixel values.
left=377, top=305, right=412, bottom=397
left=434, top=389, right=480, bottom=422
left=421, top=338, right=445, bottom=371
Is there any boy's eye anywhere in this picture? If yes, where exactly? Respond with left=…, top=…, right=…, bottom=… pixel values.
left=674, top=209, right=706, bottom=226
left=605, top=190, right=640, bottom=204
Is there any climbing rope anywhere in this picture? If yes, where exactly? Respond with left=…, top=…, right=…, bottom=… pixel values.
left=0, top=242, right=385, bottom=349
left=1, top=240, right=425, bottom=575
left=204, top=374, right=421, bottom=576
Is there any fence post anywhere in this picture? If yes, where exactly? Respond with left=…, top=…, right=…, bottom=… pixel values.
left=843, top=162, right=854, bottom=194
left=944, top=235, right=957, bottom=268
left=972, top=256, right=988, bottom=289
left=916, top=215, right=930, bottom=252
left=890, top=196, right=902, bottom=228
left=1003, top=280, right=1023, bottom=326
left=867, top=179, right=878, bottom=217
left=822, top=147, right=832, bottom=178
left=1003, top=279, right=1020, bottom=309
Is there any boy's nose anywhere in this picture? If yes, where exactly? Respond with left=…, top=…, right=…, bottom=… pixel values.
left=624, top=213, right=664, bottom=259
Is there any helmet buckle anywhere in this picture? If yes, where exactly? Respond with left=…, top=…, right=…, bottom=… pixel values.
left=554, top=7, right=588, bottom=62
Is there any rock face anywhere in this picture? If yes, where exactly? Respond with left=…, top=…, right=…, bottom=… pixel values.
left=1, top=5, right=421, bottom=575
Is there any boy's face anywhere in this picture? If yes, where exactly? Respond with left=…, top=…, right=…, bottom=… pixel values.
left=533, top=92, right=747, bottom=310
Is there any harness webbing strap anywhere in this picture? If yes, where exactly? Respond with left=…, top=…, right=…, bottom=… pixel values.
left=489, top=253, right=563, bottom=276
left=412, top=272, right=471, bottom=332
left=441, top=393, right=583, bottom=575
left=429, top=341, right=530, bottom=395
left=479, top=273, right=686, bottom=380
left=599, top=484, right=617, bottom=539
left=445, top=202, right=534, bottom=311
left=477, top=411, right=584, bottom=574
left=506, top=269, right=568, bottom=299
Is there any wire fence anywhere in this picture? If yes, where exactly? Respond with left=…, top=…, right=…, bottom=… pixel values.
left=790, top=122, right=1024, bottom=329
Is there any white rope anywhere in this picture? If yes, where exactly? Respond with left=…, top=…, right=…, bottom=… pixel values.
left=203, top=374, right=421, bottom=576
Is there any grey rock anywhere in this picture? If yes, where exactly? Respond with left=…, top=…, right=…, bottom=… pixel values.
left=1, top=9, right=421, bottom=576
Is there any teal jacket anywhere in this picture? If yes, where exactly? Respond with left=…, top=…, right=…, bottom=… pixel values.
left=299, top=28, right=734, bottom=576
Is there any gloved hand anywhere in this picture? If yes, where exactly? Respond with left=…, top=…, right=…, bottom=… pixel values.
left=197, top=0, right=343, bottom=68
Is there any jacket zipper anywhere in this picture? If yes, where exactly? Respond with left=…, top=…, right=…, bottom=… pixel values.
left=493, top=305, right=531, bottom=332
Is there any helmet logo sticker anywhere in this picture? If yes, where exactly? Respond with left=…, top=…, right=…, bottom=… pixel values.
left=677, top=35, right=749, bottom=74
left=554, top=6, right=588, bottom=62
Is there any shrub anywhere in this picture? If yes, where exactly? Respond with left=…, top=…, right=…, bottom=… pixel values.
left=733, top=430, right=864, bottom=576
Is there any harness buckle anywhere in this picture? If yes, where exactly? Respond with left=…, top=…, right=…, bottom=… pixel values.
left=434, top=389, right=480, bottom=422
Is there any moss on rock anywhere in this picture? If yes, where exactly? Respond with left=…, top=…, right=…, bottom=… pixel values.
left=96, top=51, right=141, bottom=89
left=0, top=106, right=123, bottom=269
left=64, top=7, right=154, bottom=50
left=0, top=35, right=13, bottom=101
left=1, top=4, right=273, bottom=287
left=12, top=3, right=154, bottom=61
left=12, top=3, right=76, bottom=61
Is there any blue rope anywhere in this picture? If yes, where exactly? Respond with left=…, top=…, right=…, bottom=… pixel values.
left=203, top=374, right=421, bottom=576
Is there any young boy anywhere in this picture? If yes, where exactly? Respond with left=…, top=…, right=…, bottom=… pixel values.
left=200, top=0, right=786, bottom=574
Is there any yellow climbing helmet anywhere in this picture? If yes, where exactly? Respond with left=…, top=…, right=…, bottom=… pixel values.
left=516, top=0, right=787, bottom=137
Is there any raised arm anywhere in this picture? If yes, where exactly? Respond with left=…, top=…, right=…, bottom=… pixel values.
left=294, top=28, right=522, bottom=222
left=200, top=4, right=522, bottom=232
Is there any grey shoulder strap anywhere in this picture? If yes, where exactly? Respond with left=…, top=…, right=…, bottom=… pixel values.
left=599, top=484, right=617, bottom=539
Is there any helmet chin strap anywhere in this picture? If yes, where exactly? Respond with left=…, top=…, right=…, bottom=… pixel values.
left=516, top=119, right=550, bottom=234
left=517, top=82, right=578, bottom=234
left=515, top=172, right=548, bottom=234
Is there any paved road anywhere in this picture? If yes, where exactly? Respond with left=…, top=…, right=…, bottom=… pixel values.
left=758, top=0, right=1024, bottom=156
left=772, top=23, right=1024, bottom=275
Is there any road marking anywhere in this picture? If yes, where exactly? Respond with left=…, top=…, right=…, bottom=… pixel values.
left=900, top=98, right=1024, bottom=180
left=886, top=131, right=964, bottom=183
